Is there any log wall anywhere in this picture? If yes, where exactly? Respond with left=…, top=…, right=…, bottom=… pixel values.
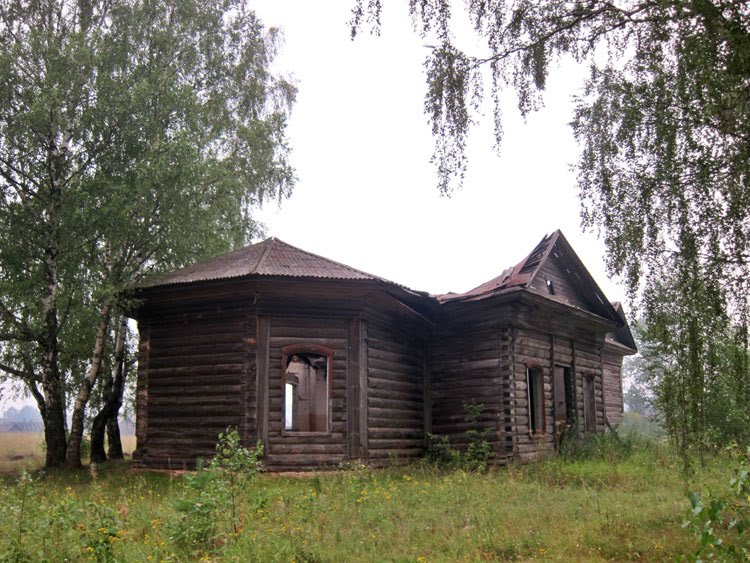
left=366, top=314, right=426, bottom=464
left=602, top=345, right=626, bottom=426
left=135, top=308, right=256, bottom=469
left=430, top=308, right=514, bottom=462
left=511, top=307, right=607, bottom=460
left=574, top=340, right=606, bottom=431
left=131, top=277, right=629, bottom=471
left=263, top=316, right=349, bottom=470
left=512, top=328, right=556, bottom=459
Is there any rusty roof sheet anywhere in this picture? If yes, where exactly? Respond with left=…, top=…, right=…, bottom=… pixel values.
left=436, top=231, right=561, bottom=303
left=137, top=231, right=622, bottom=327
left=139, top=237, right=395, bottom=288
left=436, top=230, right=622, bottom=325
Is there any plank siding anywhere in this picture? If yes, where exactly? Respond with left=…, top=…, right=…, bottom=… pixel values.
left=529, top=257, right=591, bottom=310
left=135, top=310, right=255, bottom=469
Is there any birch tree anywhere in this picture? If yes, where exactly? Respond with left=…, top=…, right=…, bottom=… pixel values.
left=0, top=0, right=295, bottom=467
left=352, top=0, right=750, bottom=450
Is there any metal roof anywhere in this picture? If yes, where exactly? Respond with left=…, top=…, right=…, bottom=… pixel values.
left=436, top=231, right=560, bottom=302
left=139, top=237, right=396, bottom=289
left=136, top=231, right=624, bottom=328
left=436, top=230, right=622, bottom=325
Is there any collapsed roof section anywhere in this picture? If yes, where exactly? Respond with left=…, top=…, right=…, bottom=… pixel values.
left=437, top=230, right=623, bottom=325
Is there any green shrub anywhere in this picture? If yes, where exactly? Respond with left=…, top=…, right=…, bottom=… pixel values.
left=425, top=433, right=461, bottom=467
left=685, top=448, right=750, bottom=560
left=425, top=402, right=492, bottom=472
left=463, top=402, right=492, bottom=472
left=169, top=427, right=263, bottom=557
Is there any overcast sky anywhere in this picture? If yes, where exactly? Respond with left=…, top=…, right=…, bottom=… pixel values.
left=250, top=1, right=625, bottom=302
left=1, top=1, right=630, bottom=413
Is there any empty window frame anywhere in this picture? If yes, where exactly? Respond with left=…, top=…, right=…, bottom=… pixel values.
left=553, top=366, right=576, bottom=425
left=281, top=345, right=333, bottom=433
left=583, top=374, right=597, bottom=432
left=546, top=278, right=555, bottom=295
left=526, top=366, right=545, bottom=434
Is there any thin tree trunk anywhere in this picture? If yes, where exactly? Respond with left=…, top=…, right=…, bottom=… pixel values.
left=107, top=318, right=128, bottom=460
left=66, top=301, right=111, bottom=468
left=90, top=387, right=111, bottom=463
left=90, top=315, right=127, bottom=463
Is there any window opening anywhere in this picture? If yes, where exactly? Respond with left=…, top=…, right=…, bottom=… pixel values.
left=284, top=382, right=298, bottom=430
left=283, top=352, right=328, bottom=432
left=564, top=368, right=575, bottom=423
left=583, top=375, right=596, bottom=432
left=554, top=366, right=577, bottom=430
left=546, top=278, right=555, bottom=295
left=526, top=366, right=545, bottom=434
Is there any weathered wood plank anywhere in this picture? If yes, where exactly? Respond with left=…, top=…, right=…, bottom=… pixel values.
left=256, top=316, right=270, bottom=450
left=346, top=319, right=361, bottom=459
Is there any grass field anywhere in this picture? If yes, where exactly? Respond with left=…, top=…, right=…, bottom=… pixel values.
left=0, top=433, right=741, bottom=561
left=0, top=432, right=136, bottom=474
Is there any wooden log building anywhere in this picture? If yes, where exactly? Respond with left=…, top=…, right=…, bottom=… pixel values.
left=129, top=230, right=636, bottom=470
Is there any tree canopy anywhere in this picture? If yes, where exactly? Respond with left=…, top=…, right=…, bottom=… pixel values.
left=352, top=0, right=750, bottom=451
left=0, top=0, right=295, bottom=466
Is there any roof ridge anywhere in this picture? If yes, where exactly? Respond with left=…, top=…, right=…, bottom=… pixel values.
left=253, top=237, right=277, bottom=273
left=523, top=229, right=561, bottom=287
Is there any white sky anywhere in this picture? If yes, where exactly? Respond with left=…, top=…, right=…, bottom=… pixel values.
left=1, top=1, right=630, bottom=414
left=251, top=1, right=625, bottom=302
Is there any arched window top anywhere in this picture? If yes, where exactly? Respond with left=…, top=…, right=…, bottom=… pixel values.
left=281, top=343, right=334, bottom=358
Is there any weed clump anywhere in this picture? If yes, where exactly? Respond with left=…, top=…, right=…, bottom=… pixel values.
left=169, top=427, right=263, bottom=558
left=558, top=425, right=654, bottom=462
left=685, top=447, right=750, bottom=560
left=426, top=402, right=492, bottom=472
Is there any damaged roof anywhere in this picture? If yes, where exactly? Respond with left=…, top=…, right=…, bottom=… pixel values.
left=137, top=230, right=625, bottom=329
left=437, top=230, right=622, bottom=324
left=606, top=302, right=638, bottom=352
left=139, top=237, right=400, bottom=288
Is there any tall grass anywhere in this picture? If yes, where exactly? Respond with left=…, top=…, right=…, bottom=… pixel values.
left=0, top=434, right=730, bottom=562
left=0, top=433, right=137, bottom=474
left=0, top=433, right=45, bottom=474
